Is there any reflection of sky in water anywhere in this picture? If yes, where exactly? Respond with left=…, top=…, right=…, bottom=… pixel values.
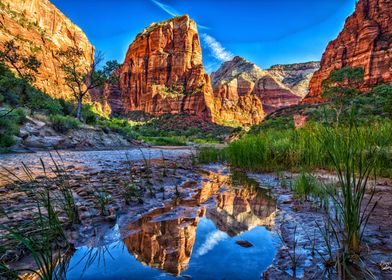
left=66, top=217, right=276, bottom=280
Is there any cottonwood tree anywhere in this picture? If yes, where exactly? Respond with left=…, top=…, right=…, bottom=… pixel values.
left=57, top=48, right=120, bottom=121
left=321, top=66, right=364, bottom=125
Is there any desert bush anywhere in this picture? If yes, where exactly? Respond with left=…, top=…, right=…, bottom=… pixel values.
left=49, top=114, right=80, bottom=133
left=82, top=105, right=98, bottom=125
left=141, top=136, right=186, bottom=146
left=98, top=118, right=139, bottom=140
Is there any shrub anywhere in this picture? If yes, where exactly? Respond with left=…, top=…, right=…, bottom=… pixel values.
left=0, top=108, right=23, bottom=148
left=98, top=118, right=139, bottom=140
left=141, top=136, right=186, bottom=146
left=82, top=106, right=98, bottom=125
left=49, top=114, right=80, bottom=133
left=59, top=98, right=74, bottom=115
left=13, top=107, right=27, bottom=124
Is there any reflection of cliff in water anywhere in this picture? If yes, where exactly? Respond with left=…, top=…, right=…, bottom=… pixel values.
left=120, top=168, right=277, bottom=275
left=208, top=170, right=277, bottom=236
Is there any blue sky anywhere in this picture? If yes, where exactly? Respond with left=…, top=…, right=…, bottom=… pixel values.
left=51, top=0, right=356, bottom=72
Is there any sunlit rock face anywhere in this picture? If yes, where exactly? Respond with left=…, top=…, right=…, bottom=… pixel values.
left=110, top=15, right=214, bottom=120
left=0, top=0, right=94, bottom=98
left=211, top=56, right=302, bottom=125
left=267, top=62, right=320, bottom=98
left=306, top=0, right=392, bottom=103
left=120, top=169, right=276, bottom=275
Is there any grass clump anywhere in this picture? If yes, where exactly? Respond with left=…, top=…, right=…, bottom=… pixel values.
left=201, top=120, right=392, bottom=177
left=293, top=171, right=319, bottom=201
left=197, top=147, right=227, bottom=163
left=94, top=188, right=112, bottom=216
left=321, top=120, right=380, bottom=256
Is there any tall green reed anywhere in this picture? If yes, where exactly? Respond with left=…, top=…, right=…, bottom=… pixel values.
left=320, top=120, right=381, bottom=256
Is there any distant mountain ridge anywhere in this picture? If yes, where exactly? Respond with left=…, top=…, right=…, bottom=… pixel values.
left=210, top=56, right=316, bottom=125
left=267, top=61, right=320, bottom=97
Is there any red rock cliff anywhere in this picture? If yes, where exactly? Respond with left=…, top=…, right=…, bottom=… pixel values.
left=115, top=15, right=214, bottom=119
left=0, top=0, right=94, bottom=98
left=306, top=0, right=392, bottom=102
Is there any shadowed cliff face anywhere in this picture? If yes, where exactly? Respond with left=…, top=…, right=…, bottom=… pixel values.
left=120, top=169, right=276, bottom=276
left=306, top=0, right=392, bottom=103
left=0, top=0, right=94, bottom=98
left=111, top=15, right=214, bottom=120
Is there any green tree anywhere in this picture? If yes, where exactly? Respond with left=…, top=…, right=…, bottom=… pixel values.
left=57, top=48, right=120, bottom=121
left=57, top=47, right=108, bottom=121
left=103, top=60, right=121, bottom=85
left=0, top=40, right=41, bottom=115
left=321, top=66, right=364, bottom=125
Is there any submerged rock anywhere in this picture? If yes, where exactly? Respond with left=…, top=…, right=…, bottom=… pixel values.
left=235, top=240, right=254, bottom=248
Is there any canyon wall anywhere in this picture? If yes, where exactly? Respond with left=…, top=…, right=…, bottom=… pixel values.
left=306, top=0, right=392, bottom=102
left=0, top=0, right=94, bottom=98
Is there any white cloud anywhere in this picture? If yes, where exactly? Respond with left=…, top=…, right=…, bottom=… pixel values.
left=196, top=230, right=227, bottom=256
left=202, top=33, right=234, bottom=62
left=197, top=24, right=210, bottom=30
left=151, top=0, right=179, bottom=17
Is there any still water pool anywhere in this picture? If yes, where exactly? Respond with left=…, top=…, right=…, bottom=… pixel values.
left=65, top=167, right=277, bottom=280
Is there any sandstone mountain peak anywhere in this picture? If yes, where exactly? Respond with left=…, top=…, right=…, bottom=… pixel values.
left=106, top=13, right=213, bottom=119
left=306, top=0, right=392, bottom=102
left=211, top=56, right=269, bottom=87
left=268, top=62, right=320, bottom=72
